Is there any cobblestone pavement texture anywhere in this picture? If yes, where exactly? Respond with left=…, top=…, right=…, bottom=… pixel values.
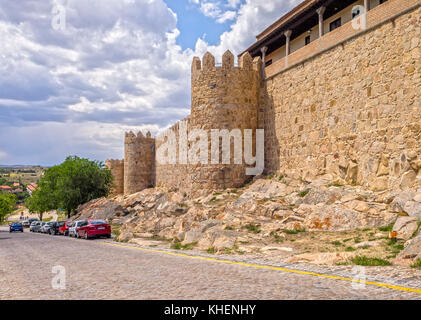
left=1, top=227, right=420, bottom=300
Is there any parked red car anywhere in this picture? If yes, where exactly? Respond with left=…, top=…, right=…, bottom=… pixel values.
left=59, top=222, right=71, bottom=236
left=77, top=220, right=111, bottom=240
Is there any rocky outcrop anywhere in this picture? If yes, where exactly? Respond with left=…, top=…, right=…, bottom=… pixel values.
left=70, top=173, right=421, bottom=265
left=397, top=230, right=421, bottom=261
left=392, top=216, right=419, bottom=240
left=70, top=197, right=125, bottom=223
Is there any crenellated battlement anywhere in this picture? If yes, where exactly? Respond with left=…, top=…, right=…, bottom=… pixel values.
left=191, top=50, right=260, bottom=78
left=124, top=131, right=154, bottom=144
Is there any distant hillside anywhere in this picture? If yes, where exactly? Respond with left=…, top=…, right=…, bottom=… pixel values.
left=0, top=165, right=44, bottom=169
left=0, top=166, right=45, bottom=185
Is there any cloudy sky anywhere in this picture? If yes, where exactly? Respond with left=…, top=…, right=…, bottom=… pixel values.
left=0, top=0, right=299, bottom=166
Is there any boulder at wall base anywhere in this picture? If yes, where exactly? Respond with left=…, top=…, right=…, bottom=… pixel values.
left=403, top=201, right=421, bottom=218
left=392, top=216, right=419, bottom=240
left=295, top=187, right=344, bottom=206
left=197, top=228, right=238, bottom=251
left=398, top=231, right=421, bottom=260
left=390, top=191, right=415, bottom=212
left=182, top=229, right=203, bottom=245
left=72, top=197, right=124, bottom=221
left=300, top=204, right=395, bottom=231
left=117, top=231, right=133, bottom=243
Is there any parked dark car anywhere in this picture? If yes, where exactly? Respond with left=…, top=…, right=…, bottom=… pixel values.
left=48, top=221, right=65, bottom=235
left=9, top=223, right=24, bottom=233
left=77, top=220, right=112, bottom=240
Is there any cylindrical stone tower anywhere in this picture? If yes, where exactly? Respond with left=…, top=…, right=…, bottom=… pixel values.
left=189, top=50, right=261, bottom=193
left=124, top=131, right=155, bottom=195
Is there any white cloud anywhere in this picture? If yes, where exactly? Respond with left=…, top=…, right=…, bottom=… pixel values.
left=0, top=0, right=300, bottom=165
left=194, top=0, right=301, bottom=59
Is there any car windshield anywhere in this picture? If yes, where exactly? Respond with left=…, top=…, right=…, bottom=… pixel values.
left=90, top=220, right=107, bottom=225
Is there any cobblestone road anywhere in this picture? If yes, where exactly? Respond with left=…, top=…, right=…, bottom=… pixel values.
left=1, top=227, right=420, bottom=300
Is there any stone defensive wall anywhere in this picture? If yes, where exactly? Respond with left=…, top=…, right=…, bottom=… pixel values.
left=263, top=4, right=421, bottom=191
left=154, top=51, right=263, bottom=195
left=124, top=131, right=155, bottom=195
left=105, top=159, right=124, bottom=195
left=155, top=117, right=191, bottom=192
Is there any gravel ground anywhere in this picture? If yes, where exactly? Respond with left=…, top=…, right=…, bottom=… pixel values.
left=1, top=226, right=420, bottom=300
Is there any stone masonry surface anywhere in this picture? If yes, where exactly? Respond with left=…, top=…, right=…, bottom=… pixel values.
left=264, top=5, right=421, bottom=191
left=107, top=0, right=420, bottom=198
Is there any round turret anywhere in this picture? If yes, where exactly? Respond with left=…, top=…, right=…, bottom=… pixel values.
left=188, top=51, right=262, bottom=192
left=124, top=131, right=155, bottom=195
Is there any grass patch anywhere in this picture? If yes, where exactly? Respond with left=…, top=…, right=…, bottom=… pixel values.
left=225, top=226, right=234, bottom=230
left=171, top=241, right=198, bottom=250
left=328, top=182, right=344, bottom=187
left=283, top=228, right=305, bottom=235
left=245, top=223, right=261, bottom=234
left=386, top=240, right=404, bottom=258
left=378, top=224, right=394, bottom=232
left=410, top=259, right=421, bottom=269
left=111, top=224, right=121, bottom=238
left=351, top=256, right=392, bottom=266
left=223, top=247, right=233, bottom=254
left=298, top=189, right=310, bottom=198
left=207, top=247, right=215, bottom=254
left=331, top=241, right=343, bottom=246
left=345, top=246, right=356, bottom=252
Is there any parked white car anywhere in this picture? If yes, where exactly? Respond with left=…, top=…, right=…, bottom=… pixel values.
left=68, top=220, right=87, bottom=238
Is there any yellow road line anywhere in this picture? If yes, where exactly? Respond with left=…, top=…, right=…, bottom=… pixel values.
left=103, top=242, right=421, bottom=295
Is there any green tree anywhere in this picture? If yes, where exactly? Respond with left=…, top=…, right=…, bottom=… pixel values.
left=25, top=188, right=53, bottom=221
left=0, top=193, right=17, bottom=224
left=27, top=156, right=113, bottom=219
